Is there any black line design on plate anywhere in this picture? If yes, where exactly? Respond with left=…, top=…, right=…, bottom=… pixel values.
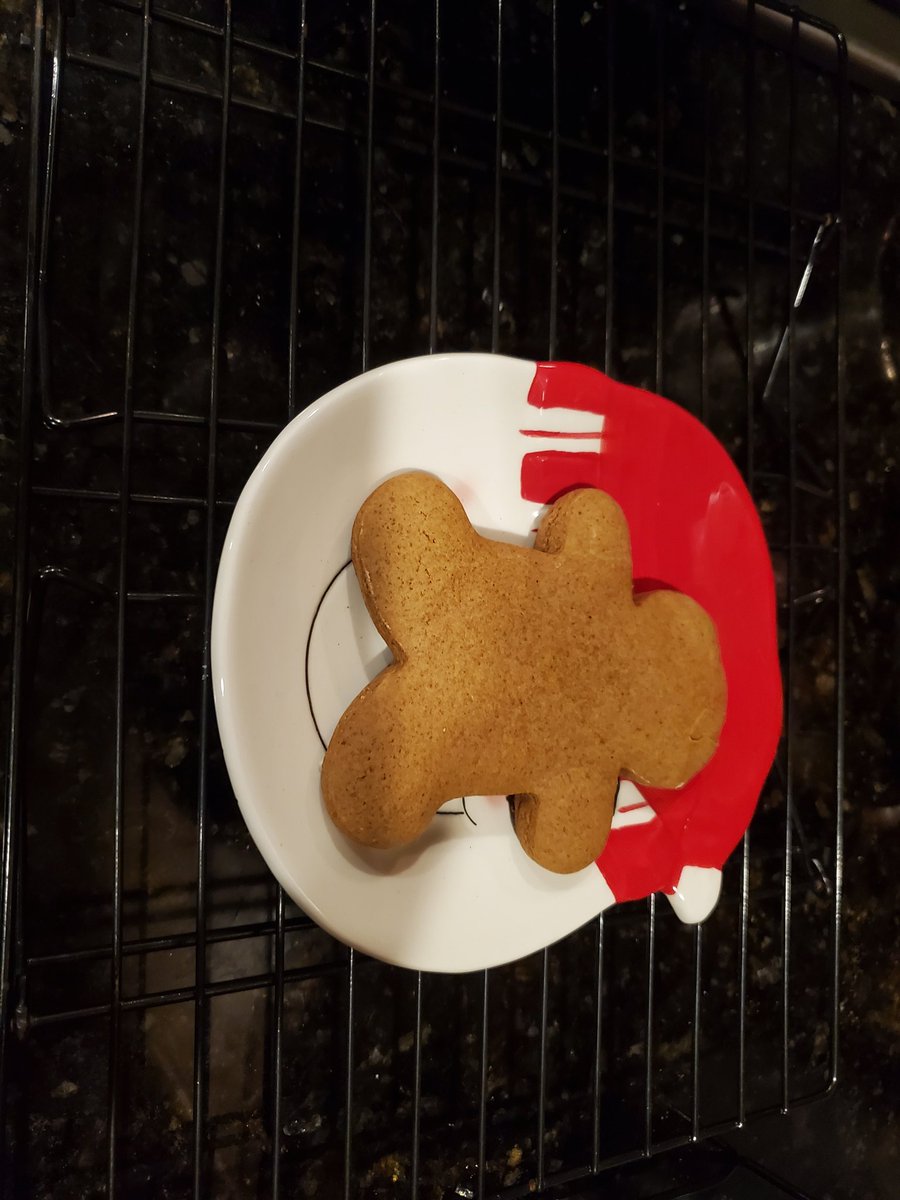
left=304, top=558, right=352, bottom=752
left=435, top=797, right=477, bottom=826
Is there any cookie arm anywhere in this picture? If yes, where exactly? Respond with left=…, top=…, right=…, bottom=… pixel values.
left=322, top=677, right=441, bottom=848
left=534, top=488, right=633, bottom=590
left=513, top=766, right=619, bottom=874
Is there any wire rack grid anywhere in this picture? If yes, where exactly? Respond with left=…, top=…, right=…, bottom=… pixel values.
left=2, top=1, right=846, bottom=1197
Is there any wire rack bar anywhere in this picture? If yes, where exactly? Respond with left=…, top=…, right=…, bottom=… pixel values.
left=269, top=12, right=308, bottom=1191
left=191, top=4, right=233, bottom=1195
left=477, top=968, right=490, bottom=1200
left=343, top=950, right=355, bottom=1200
left=427, top=0, right=441, bottom=355
left=26, top=912, right=316, bottom=968
left=700, top=0, right=712, bottom=429
left=490, top=0, right=504, bottom=356
left=410, top=971, right=423, bottom=1198
left=27, top=959, right=348, bottom=1030
left=548, top=0, right=559, bottom=362
left=269, top=886, right=285, bottom=1199
left=781, top=8, right=800, bottom=1118
left=830, top=25, right=848, bottom=1099
left=604, top=0, right=616, bottom=375
left=737, top=0, right=758, bottom=1131
left=285, top=1, right=307, bottom=426
left=107, top=1, right=151, bottom=1191
left=0, top=1, right=46, bottom=1167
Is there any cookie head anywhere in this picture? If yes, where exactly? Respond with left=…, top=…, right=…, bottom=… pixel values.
left=350, top=471, right=477, bottom=661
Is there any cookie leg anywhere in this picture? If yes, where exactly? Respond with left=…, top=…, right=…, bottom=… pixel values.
left=513, top=767, right=618, bottom=874
left=322, top=671, right=451, bottom=850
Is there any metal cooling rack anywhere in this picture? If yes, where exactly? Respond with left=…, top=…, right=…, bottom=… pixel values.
left=2, top=1, right=846, bottom=1197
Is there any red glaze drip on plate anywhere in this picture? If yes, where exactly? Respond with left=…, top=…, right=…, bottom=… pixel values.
left=522, top=361, right=782, bottom=902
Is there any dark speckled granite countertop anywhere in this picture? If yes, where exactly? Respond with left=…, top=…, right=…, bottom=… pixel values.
left=1, top=2, right=899, bottom=1199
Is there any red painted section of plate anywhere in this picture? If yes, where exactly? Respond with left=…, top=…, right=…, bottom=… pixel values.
left=523, top=361, right=782, bottom=903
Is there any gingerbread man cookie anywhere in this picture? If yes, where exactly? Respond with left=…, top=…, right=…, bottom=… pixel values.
left=321, top=472, right=726, bottom=874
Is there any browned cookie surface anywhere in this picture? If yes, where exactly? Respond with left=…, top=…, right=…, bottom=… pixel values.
left=322, top=472, right=726, bottom=873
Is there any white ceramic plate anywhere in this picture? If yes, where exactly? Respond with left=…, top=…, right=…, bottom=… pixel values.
left=212, top=354, right=777, bottom=973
